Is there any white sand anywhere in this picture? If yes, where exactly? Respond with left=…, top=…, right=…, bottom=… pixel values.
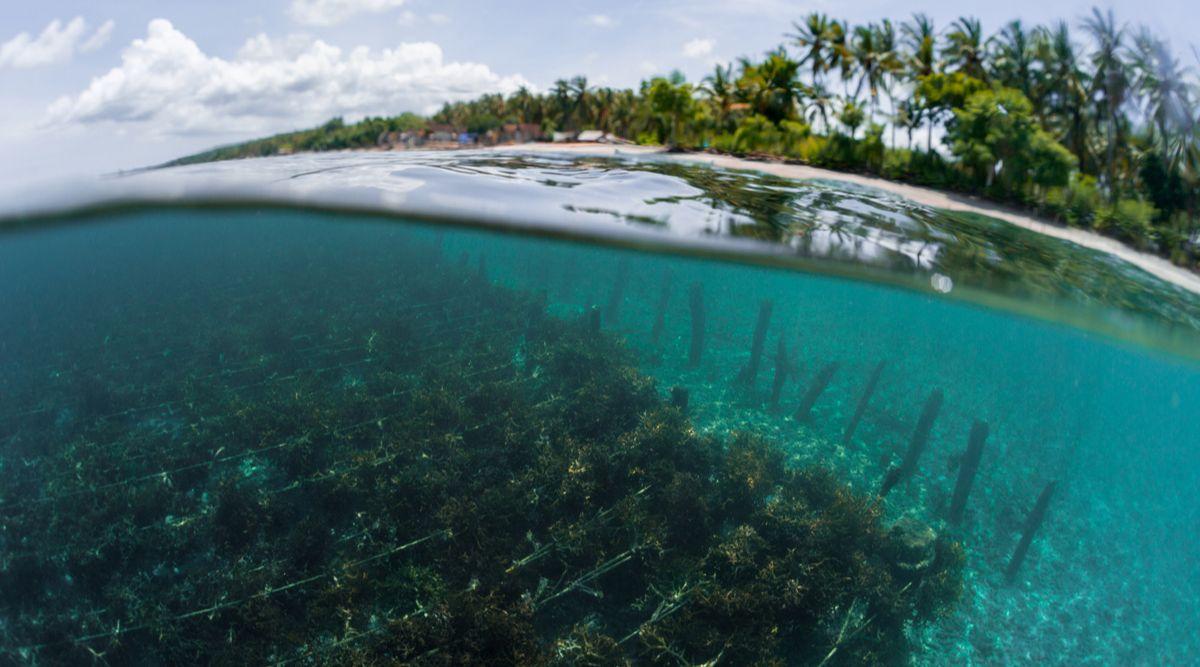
left=491, top=143, right=1200, bottom=296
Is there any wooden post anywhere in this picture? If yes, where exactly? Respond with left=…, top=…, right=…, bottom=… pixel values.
left=687, top=283, right=705, bottom=367
left=670, top=386, right=689, bottom=413
left=794, top=362, right=839, bottom=423
left=768, top=338, right=791, bottom=410
left=651, top=275, right=671, bottom=346
left=605, top=258, right=630, bottom=325
left=880, top=388, right=943, bottom=497
left=1005, top=481, right=1057, bottom=582
left=737, top=300, right=774, bottom=387
left=842, top=361, right=885, bottom=445
left=587, top=306, right=601, bottom=334
left=948, top=420, right=989, bottom=524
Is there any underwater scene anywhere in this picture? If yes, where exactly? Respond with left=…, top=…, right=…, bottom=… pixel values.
left=1, top=153, right=1199, bottom=665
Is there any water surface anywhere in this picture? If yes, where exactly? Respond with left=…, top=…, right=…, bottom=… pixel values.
left=0, top=152, right=1197, bottom=664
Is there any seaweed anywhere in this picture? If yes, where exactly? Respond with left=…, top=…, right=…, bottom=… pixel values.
left=0, top=244, right=962, bottom=666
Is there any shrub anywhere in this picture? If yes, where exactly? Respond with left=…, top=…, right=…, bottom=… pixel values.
left=1097, top=199, right=1158, bottom=249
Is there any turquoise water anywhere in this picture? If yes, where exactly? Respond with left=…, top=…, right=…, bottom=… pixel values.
left=1, top=154, right=1198, bottom=664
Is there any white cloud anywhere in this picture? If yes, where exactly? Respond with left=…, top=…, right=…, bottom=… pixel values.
left=587, top=14, right=615, bottom=28
left=397, top=11, right=448, bottom=27
left=47, top=19, right=530, bottom=136
left=80, top=20, right=115, bottom=53
left=0, top=16, right=115, bottom=68
left=682, top=38, right=714, bottom=59
left=289, top=0, right=407, bottom=27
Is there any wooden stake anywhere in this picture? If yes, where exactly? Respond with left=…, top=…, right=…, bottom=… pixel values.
left=1006, top=481, right=1057, bottom=582
left=948, top=420, right=988, bottom=524
left=795, top=362, right=839, bottom=423
left=842, top=361, right=885, bottom=445
left=879, top=388, right=943, bottom=497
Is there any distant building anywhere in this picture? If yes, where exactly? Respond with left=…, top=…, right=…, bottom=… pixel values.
left=552, top=131, right=576, bottom=143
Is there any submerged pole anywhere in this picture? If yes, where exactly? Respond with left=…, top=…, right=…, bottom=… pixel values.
left=948, top=420, right=989, bottom=524
left=879, top=388, right=943, bottom=497
left=687, top=283, right=705, bottom=367
left=737, top=300, right=774, bottom=387
left=651, top=275, right=671, bottom=346
left=1005, top=481, right=1057, bottom=582
left=768, top=338, right=791, bottom=411
left=842, top=360, right=886, bottom=445
left=605, top=258, right=630, bottom=325
left=587, top=306, right=601, bottom=334
left=794, top=362, right=839, bottom=423
left=670, top=386, right=689, bottom=413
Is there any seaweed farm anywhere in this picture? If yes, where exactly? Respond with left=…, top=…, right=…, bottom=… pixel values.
left=1, top=196, right=1198, bottom=664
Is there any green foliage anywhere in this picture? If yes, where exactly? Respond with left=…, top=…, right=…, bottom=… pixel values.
left=949, top=87, right=1076, bottom=192
left=1044, top=176, right=1104, bottom=227
left=644, top=72, right=696, bottom=148
left=1097, top=198, right=1159, bottom=248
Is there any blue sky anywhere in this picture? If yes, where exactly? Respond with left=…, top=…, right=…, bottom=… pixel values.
left=1, top=1, right=1196, bottom=186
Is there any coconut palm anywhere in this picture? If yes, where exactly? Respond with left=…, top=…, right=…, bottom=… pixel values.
left=1082, top=7, right=1131, bottom=197
left=737, top=48, right=804, bottom=124
left=789, top=13, right=838, bottom=86
left=850, top=22, right=900, bottom=125
left=508, top=86, right=539, bottom=125
left=901, top=13, right=938, bottom=79
left=804, top=80, right=837, bottom=133
left=901, top=14, right=938, bottom=151
left=1035, top=21, right=1092, bottom=171
left=990, top=20, right=1036, bottom=99
left=701, top=63, right=738, bottom=133
left=943, top=17, right=987, bottom=81
left=1130, top=28, right=1193, bottom=165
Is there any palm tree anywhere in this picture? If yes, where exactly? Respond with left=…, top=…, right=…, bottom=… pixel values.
left=790, top=13, right=836, bottom=86
left=550, top=79, right=573, bottom=130
left=850, top=22, right=900, bottom=125
left=701, top=63, right=738, bottom=133
left=991, top=20, right=1036, bottom=98
left=901, top=13, right=938, bottom=79
left=1036, top=21, right=1092, bottom=172
left=569, top=75, right=594, bottom=128
left=737, top=48, right=804, bottom=124
left=1082, top=7, right=1131, bottom=198
left=508, top=86, right=539, bottom=124
left=804, top=80, right=836, bottom=133
left=1130, top=28, right=1192, bottom=166
left=943, top=17, right=987, bottom=80
left=901, top=13, right=938, bottom=151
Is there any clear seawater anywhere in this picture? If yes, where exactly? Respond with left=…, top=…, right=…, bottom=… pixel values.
left=1, top=151, right=1197, bottom=664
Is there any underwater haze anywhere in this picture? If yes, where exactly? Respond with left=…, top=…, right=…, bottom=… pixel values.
left=1, top=152, right=1198, bottom=665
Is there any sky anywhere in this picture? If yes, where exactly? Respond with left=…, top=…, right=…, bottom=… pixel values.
left=1, top=0, right=1197, bottom=187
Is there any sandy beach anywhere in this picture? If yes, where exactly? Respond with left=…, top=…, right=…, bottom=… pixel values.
left=491, top=143, right=1200, bottom=296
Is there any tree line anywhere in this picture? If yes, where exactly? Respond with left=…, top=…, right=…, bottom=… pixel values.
left=173, top=8, right=1200, bottom=267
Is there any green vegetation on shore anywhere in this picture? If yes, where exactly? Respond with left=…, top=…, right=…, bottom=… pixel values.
left=169, top=8, right=1200, bottom=268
